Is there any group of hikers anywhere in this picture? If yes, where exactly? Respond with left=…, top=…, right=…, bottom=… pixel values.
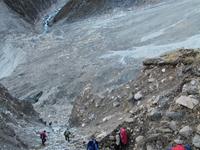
left=113, top=128, right=128, bottom=150
left=40, top=128, right=72, bottom=145
left=40, top=127, right=192, bottom=150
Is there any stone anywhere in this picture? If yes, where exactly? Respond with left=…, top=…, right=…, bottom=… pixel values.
left=88, top=114, right=94, bottom=121
left=182, top=82, right=199, bottom=95
left=174, top=139, right=183, bottom=144
left=197, top=124, right=200, bottom=132
left=102, top=116, right=112, bottom=122
left=113, top=101, right=120, bottom=107
left=109, top=136, right=115, bottom=141
left=134, top=91, right=143, bottom=100
left=192, top=134, right=200, bottom=148
left=148, top=78, right=155, bottom=83
left=96, top=132, right=107, bottom=139
left=135, top=136, right=145, bottom=144
left=168, top=121, right=177, bottom=131
left=176, top=96, right=199, bottom=109
left=148, top=109, right=162, bottom=121
left=129, top=107, right=139, bottom=114
left=146, top=145, right=154, bottom=150
left=179, top=126, right=190, bottom=137
left=166, top=111, right=186, bottom=120
left=125, top=117, right=135, bottom=123
left=156, top=127, right=173, bottom=133
left=134, top=83, right=139, bottom=87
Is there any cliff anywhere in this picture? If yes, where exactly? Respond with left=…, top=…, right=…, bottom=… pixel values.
left=0, top=84, right=45, bottom=149
left=3, top=0, right=57, bottom=24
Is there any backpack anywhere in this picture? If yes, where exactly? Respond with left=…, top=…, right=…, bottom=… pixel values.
left=184, top=145, right=192, bottom=150
left=93, top=140, right=99, bottom=148
left=172, top=145, right=186, bottom=150
left=64, top=130, right=70, bottom=136
left=87, top=141, right=95, bottom=150
left=40, top=134, right=44, bottom=139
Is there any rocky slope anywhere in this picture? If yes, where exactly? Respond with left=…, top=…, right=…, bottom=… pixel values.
left=0, top=0, right=200, bottom=149
left=3, top=0, right=57, bottom=24
left=51, top=0, right=165, bottom=24
left=0, top=84, right=45, bottom=149
left=1, top=48, right=200, bottom=150
left=69, top=49, right=200, bottom=149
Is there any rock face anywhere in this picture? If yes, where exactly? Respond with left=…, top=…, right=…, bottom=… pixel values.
left=52, top=0, right=164, bottom=24
left=0, top=84, right=43, bottom=149
left=3, top=0, right=57, bottom=24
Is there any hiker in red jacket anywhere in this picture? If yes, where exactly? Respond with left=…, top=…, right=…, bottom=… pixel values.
left=167, top=145, right=192, bottom=150
left=40, top=130, right=47, bottom=145
left=167, top=139, right=192, bottom=150
left=120, top=128, right=128, bottom=144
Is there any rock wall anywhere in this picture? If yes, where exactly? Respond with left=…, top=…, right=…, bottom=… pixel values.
left=0, top=84, right=44, bottom=149
left=3, top=0, right=57, bottom=24
left=52, top=0, right=166, bottom=24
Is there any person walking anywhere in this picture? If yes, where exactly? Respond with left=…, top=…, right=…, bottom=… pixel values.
left=64, top=128, right=71, bottom=142
left=40, top=130, right=47, bottom=145
left=115, top=131, right=120, bottom=150
left=167, top=139, right=192, bottom=150
left=86, top=139, right=98, bottom=150
left=120, top=127, right=128, bottom=149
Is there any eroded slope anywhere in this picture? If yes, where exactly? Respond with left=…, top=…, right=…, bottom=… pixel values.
left=70, top=49, right=200, bottom=149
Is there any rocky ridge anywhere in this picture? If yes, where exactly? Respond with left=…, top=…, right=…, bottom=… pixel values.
left=3, top=0, right=57, bottom=24
left=69, top=49, right=200, bottom=150
left=0, top=84, right=44, bottom=149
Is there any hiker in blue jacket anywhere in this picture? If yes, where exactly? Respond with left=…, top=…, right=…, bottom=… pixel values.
left=86, top=139, right=98, bottom=150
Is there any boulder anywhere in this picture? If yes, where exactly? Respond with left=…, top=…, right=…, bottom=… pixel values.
left=176, top=96, right=199, bottom=109
left=148, top=109, right=162, bottom=121
left=134, top=91, right=143, bottom=100
left=166, top=111, right=186, bottom=120
left=179, top=126, right=191, bottom=137
left=192, top=134, right=200, bottom=148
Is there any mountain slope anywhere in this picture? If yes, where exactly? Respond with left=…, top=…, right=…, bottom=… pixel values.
left=70, top=49, right=200, bottom=149
left=0, top=84, right=46, bottom=149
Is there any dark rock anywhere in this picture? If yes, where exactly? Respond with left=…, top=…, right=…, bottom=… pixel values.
left=166, top=110, right=186, bottom=121
left=3, top=0, right=57, bottom=24
left=148, top=109, right=162, bottom=121
left=52, top=0, right=142, bottom=24
left=24, top=91, right=43, bottom=104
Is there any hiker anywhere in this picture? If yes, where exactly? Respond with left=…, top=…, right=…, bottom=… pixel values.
left=40, top=130, right=47, bottom=145
left=167, top=139, right=192, bottom=150
left=92, top=139, right=99, bottom=149
left=120, top=127, right=128, bottom=149
left=120, top=128, right=128, bottom=144
left=86, top=139, right=98, bottom=150
left=167, top=145, right=192, bottom=150
left=115, top=131, right=120, bottom=150
left=64, top=128, right=71, bottom=142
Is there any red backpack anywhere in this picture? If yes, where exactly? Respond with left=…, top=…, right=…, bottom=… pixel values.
left=172, top=145, right=186, bottom=150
